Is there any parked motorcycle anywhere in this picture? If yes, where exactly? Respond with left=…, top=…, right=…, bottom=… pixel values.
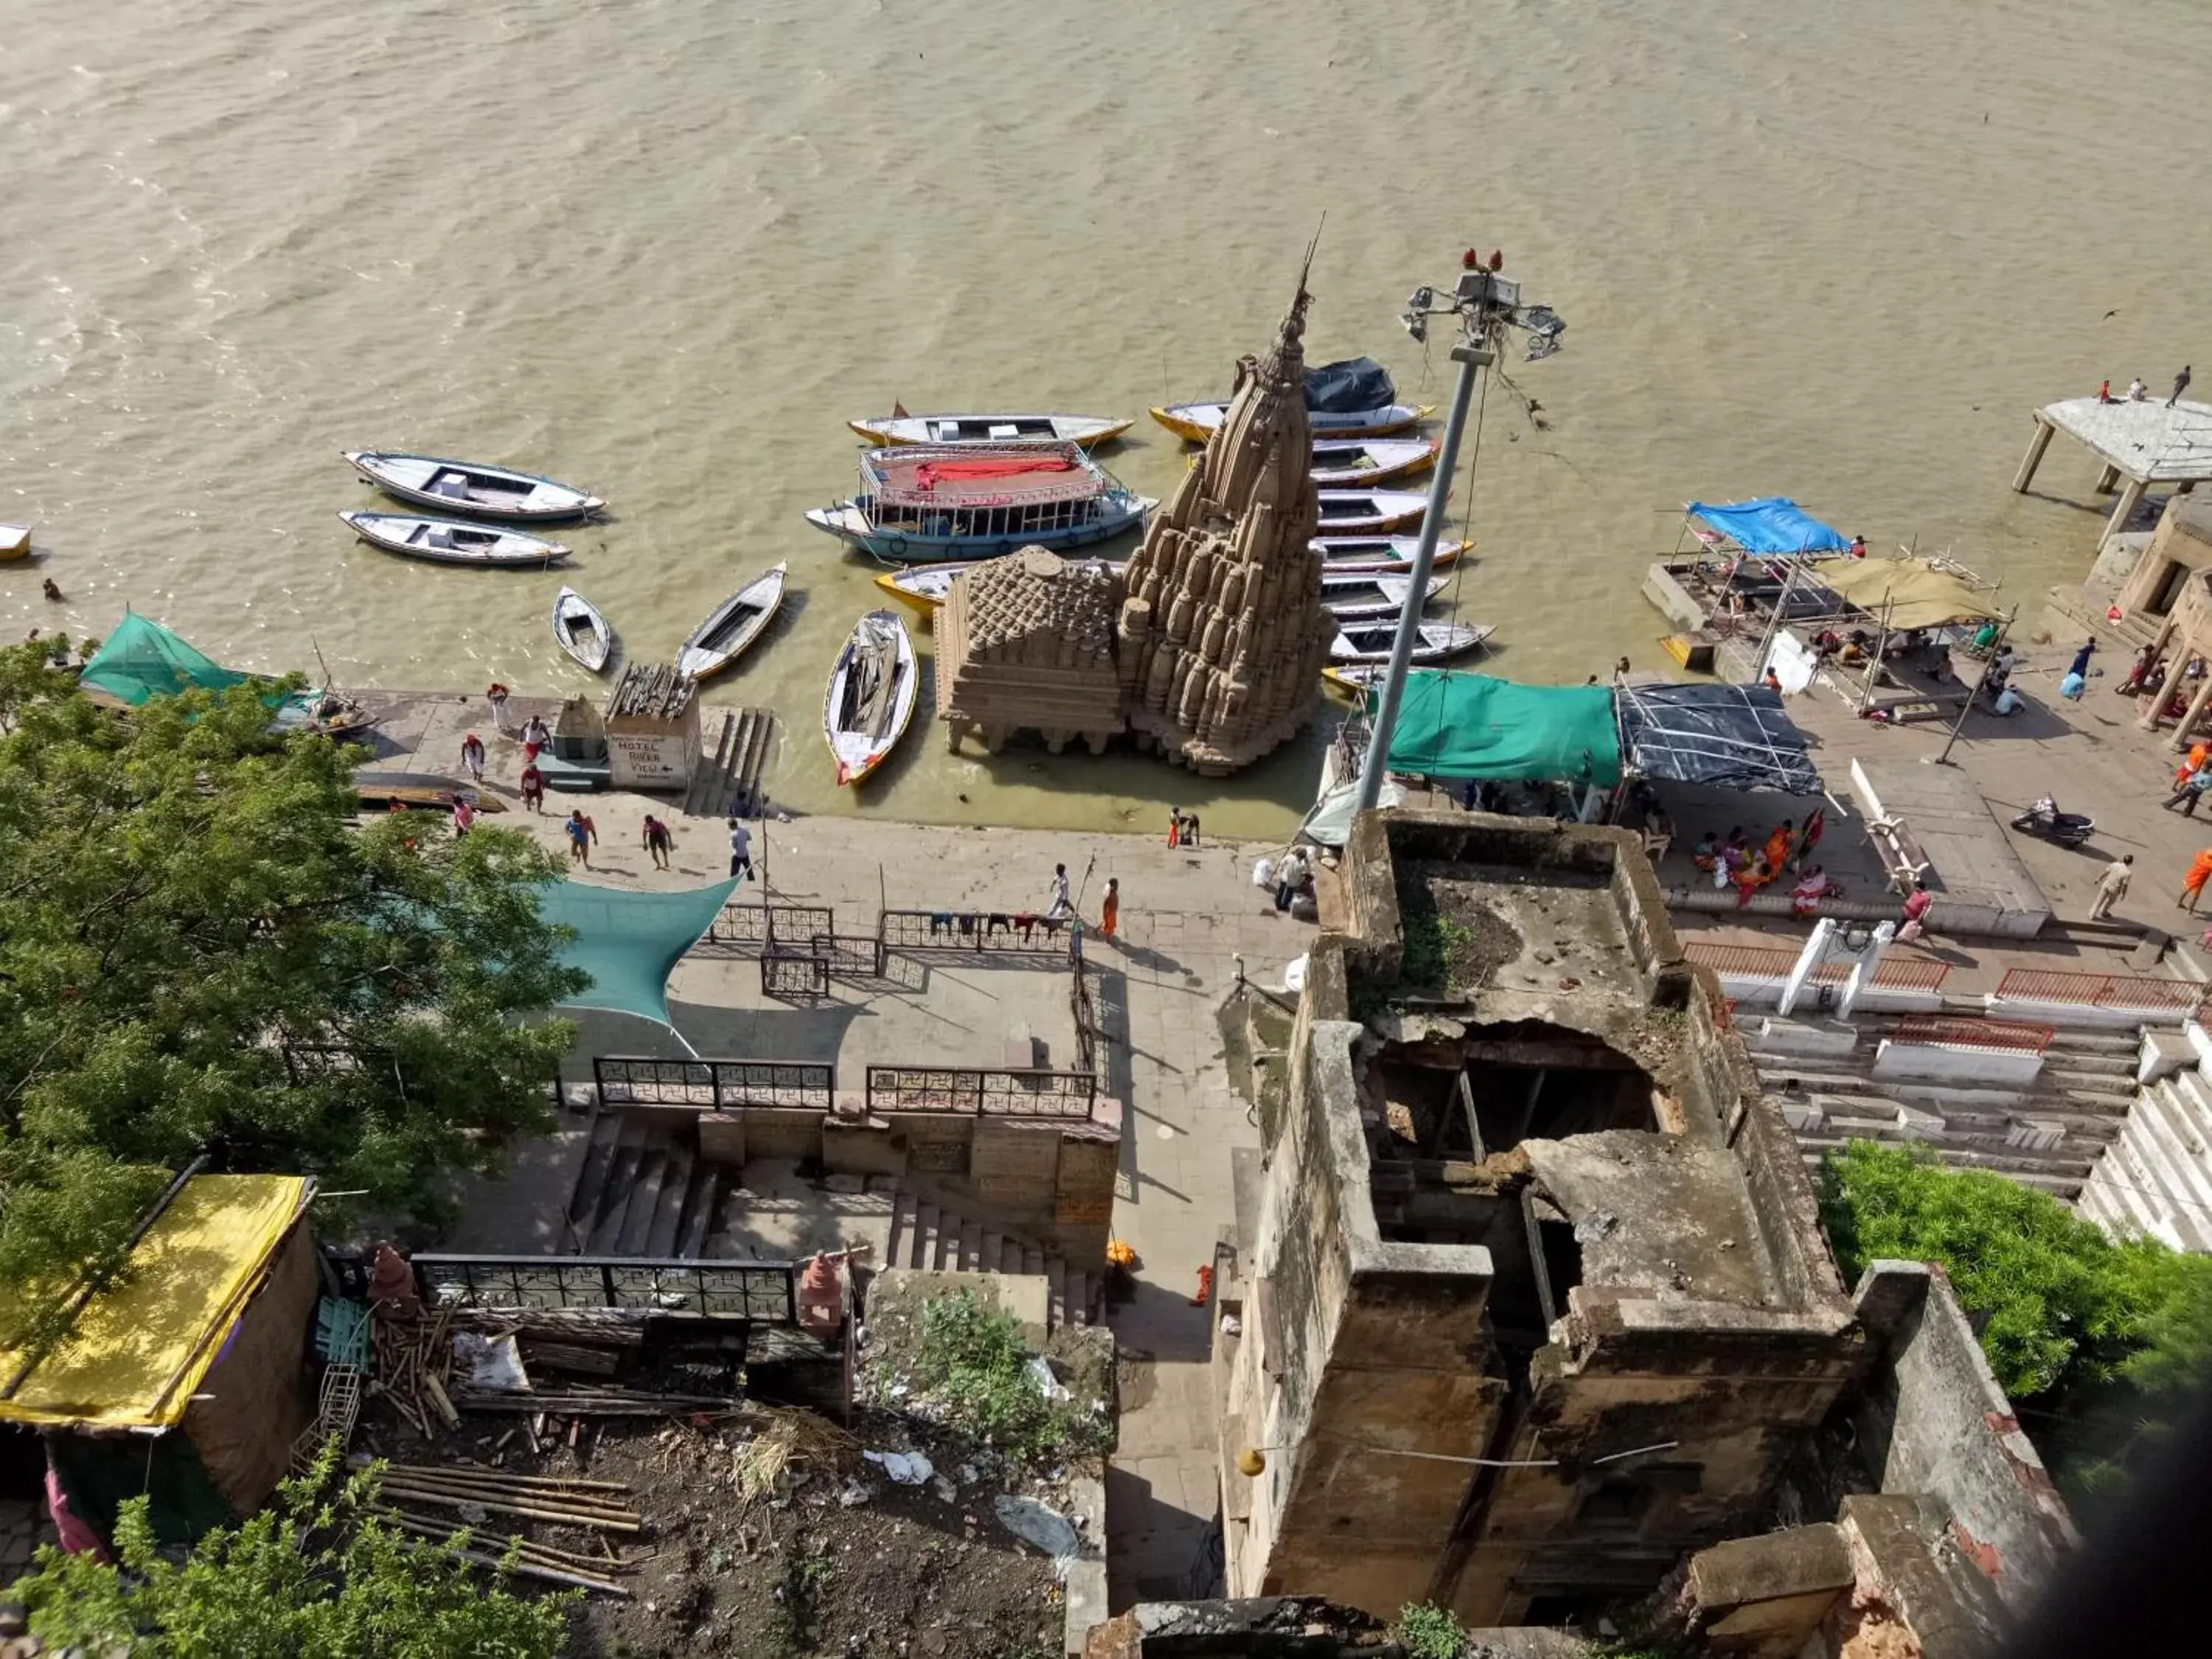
left=2011, top=796, right=2094, bottom=848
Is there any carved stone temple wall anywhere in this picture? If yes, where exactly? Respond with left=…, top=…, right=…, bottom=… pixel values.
left=1115, top=285, right=1335, bottom=775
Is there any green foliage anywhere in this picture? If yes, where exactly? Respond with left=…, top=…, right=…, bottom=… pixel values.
left=1399, top=908, right=1470, bottom=992
left=0, top=641, right=585, bottom=1344
left=10, top=1450, right=574, bottom=1658
left=909, top=1287, right=1106, bottom=1464
left=1817, top=1140, right=2174, bottom=1398
left=1396, top=1601, right=1468, bottom=1659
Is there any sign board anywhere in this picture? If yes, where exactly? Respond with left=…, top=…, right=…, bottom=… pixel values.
left=608, top=730, right=696, bottom=791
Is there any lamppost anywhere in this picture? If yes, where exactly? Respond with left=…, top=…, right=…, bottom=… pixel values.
left=1352, top=256, right=1565, bottom=816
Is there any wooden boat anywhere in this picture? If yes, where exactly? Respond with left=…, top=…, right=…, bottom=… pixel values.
left=0, top=522, right=32, bottom=562
left=1312, top=535, right=1471, bottom=572
left=337, top=510, right=569, bottom=568
left=273, top=688, right=379, bottom=741
left=677, top=563, right=787, bottom=682
left=1329, top=619, right=1495, bottom=664
left=805, top=443, right=1152, bottom=563
left=847, top=412, right=1133, bottom=448
left=1150, top=400, right=1434, bottom=444
left=341, top=451, right=605, bottom=521
left=1308, top=438, right=1441, bottom=487
left=824, top=609, right=919, bottom=787
left=1315, top=490, right=1430, bottom=535
left=1318, top=572, right=1444, bottom=621
left=551, top=586, right=613, bottom=673
left=874, top=556, right=1121, bottom=617
left=353, top=772, right=505, bottom=813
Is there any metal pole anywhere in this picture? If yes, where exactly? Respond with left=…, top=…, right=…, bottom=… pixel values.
left=1354, top=338, right=1492, bottom=815
left=1935, top=607, right=2015, bottom=765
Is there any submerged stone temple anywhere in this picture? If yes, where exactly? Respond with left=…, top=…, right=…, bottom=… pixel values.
left=1116, top=282, right=1335, bottom=773
left=936, top=548, right=1125, bottom=755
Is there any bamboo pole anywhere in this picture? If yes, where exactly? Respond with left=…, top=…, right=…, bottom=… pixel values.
left=369, top=1460, right=631, bottom=1495
left=383, top=1512, right=629, bottom=1574
left=372, top=1484, right=643, bottom=1534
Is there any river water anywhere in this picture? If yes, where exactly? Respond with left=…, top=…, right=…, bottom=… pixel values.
left=6, top=0, right=2209, bottom=837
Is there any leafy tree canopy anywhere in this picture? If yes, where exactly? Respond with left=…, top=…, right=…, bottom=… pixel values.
left=0, top=640, right=584, bottom=1343
left=10, top=1453, right=575, bottom=1658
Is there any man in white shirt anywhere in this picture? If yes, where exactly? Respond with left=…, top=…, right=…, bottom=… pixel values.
left=728, top=819, right=754, bottom=880
left=1048, top=863, right=1072, bottom=917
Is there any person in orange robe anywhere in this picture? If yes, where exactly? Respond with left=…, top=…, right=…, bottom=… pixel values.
left=1761, top=821, right=1795, bottom=883
left=2183, top=849, right=2212, bottom=913
left=1099, top=877, right=1120, bottom=939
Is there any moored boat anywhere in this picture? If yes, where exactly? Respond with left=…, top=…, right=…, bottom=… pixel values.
left=824, top=609, right=919, bottom=787
left=1329, top=619, right=1494, bottom=664
left=677, top=563, right=787, bottom=681
left=1312, top=535, right=1472, bottom=572
left=1315, top=490, right=1430, bottom=535
left=353, top=772, right=506, bottom=813
left=874, top=556, right=1122, bottom=616
left=804, top=443, right=1152, bottom=563
left=551, top=586, right=613, bottom=673
left=336, top=509, right=569, bottom=567
left=341, top=451, right=605, bottom=521
left=1308, top=437, right=1441, bottom=487
left=1318, top=572, right=1444, bottom=621
left=847, top=412, right=1133, bottom=448
left=1150, top=399, right=1434, bottom=443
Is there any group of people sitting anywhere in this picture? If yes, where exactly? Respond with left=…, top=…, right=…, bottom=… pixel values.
left=2118, top=643, right=2207, bottom=720
left=1690, top=808, right=1837, bottom=913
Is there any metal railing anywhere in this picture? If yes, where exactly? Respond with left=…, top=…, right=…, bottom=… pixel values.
left=1683, top=941, right=1951, bottom=992
left=706, top=903, right=835, bottom=955
left=594, top=1057, right=835, bottom=1112
left=1888, top=1014, right=2056, bottom=1054
left=880, top=908, right=1074, bottom=954
left=865, top=1064, right=1096, bottom=1119
left=1994, top=967, right=2209, bottom=1015
left=763, top=954, right=831, bottom=998
left=1071, top=964, right=1102, bottom=1080
left=412, top=1253, right=799, bottom=1324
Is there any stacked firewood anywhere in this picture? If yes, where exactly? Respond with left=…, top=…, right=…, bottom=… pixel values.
left=355, top=1457, right=642, bottom=1597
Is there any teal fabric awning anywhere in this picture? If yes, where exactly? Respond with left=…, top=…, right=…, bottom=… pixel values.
left=1374, top=672, right=1622, bottom=785
left=80, top=613, right=250, bottom=706
left=538, top=877, right=741, bottom=1031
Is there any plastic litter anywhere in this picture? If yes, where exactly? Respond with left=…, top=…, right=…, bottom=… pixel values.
left=837, top=1481, right=872, bottom=1508
left=863, top=1450, right=934, bottom=1486
left=992, top=1494, right=1080, bottom=1580
left=1220, top=1314, right=1243, bottom=1337
left=1026, top=1355, right=1071, bottom=1403
left=450, top=1332, right=529, bottom=1393
left=1281, top=953, right=1309, bottom=994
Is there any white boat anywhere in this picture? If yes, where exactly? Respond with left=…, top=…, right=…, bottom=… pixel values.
left=1315, top=490, right=1430, bottom=534
left=551, top=586, right=613, bottom=673
left=824, top=609, right=919, bottom=787
left=1151, top=400, right=1433, bottom=442
left=875, top=556, right=1121, bottom=616
left=341, top=451, right=605, bottom=521
left=1312, top=535, right=1472, bottom=572
left=335, top=509, right=568, bottom=568
left=847, top=412, right=1133, bottom=448
left=1308, top=438, right=1441, bottom=487
left=1319, top=572, right=1445, bottom=621
left=677, top=563, right=787, bottom=681
left=1329, top=619, right=1495, bottom=664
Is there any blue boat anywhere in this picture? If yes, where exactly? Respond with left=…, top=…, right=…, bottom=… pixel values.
left=802, top=442, right=1154, bottom=564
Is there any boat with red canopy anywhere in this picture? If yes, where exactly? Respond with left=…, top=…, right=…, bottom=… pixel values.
left=802, top=442, right=1153, bottom=563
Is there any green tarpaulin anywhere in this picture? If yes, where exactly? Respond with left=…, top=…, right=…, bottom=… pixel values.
left=1373, top=671, right=1621, bottom=785
left=78, top=613, right=250, bottom=706
left=538, top=877, right=742, bottom=1033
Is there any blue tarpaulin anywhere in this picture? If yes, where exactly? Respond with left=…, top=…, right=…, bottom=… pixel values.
left=1686, top=498, right=1850, bottom=555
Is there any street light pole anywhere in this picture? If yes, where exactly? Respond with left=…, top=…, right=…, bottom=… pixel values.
left=1353, top=338, right=1490, bottom=815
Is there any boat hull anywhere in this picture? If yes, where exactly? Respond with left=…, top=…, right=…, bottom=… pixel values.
left=1315, top=491, right=1430, bottom=535
left=847, top=414, right=1133, bottom=448
left=804, top=495, right=1153, bottom=563
left=1312, top=536, right=1472, bottom=572
left=337, top=510, right=568, bottom=567
left=1150, top=402, right=1436, bottom=443
left=341, top=451, right=605, bottom=522
left=552, top=587, right=613, bottom=673
left=824, top=610, right=919, bottom=787
left=678, top=563, right=788, bottom=683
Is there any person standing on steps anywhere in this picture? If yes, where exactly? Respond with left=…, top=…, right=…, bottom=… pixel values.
left=2090, top=855, right=2134, bottom=919
left=727, top=818, right=753, bottom=880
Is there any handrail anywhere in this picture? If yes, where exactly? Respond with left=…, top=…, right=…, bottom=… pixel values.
left=1995, top=967, right=2208, bottom=1014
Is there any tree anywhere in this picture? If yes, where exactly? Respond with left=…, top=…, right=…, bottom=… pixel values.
left=10, top=1454, right=575, bottom=1658
left=0, top=641, right=585, bottom=1342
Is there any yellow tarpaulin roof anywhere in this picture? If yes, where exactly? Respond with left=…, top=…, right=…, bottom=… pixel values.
left=0, top=1175, right=310, bottom=1430
left=1815, top=557, right=2002, bottom=631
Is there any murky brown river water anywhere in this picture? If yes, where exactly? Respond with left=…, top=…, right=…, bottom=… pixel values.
left=6, top=0, right=2209, bottom=835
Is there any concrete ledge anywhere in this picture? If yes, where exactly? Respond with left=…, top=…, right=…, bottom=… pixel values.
left=1874, top=1041, right=2043, bottom=1087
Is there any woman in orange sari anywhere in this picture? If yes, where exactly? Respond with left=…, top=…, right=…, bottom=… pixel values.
left=1761, top=821, right=1795, bottom=883
left=2183, top=849, right=2212, bottom=913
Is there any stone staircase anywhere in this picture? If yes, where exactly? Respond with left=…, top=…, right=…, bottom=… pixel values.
left=884, top=1189, right=1100, bottom=1331
left=1743, top=1014, right=2152, bottom=1200
left=567, top=1116, right=731, bottom=1258
left=2080, top=1054, right=2212, bottom=1251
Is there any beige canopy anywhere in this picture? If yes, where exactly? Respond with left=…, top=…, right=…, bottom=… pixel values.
left=1814, top=557, right=2000, bottom=630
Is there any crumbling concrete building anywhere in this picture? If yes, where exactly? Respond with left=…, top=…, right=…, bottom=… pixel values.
left=1213, top=809, right=1931, bottom=1625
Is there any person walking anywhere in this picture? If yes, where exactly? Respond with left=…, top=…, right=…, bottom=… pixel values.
left=2183, top=849, right=2212, bottom=912
left=2090, top=855, right=2134, bottom=919
left=2165, top=769, right=2212, bottom=815
left=2068, top=637, right=2098, bottom=681
left=1048, top=862, right=1073, bottom=919
left=641, top=814, right=672, bottom=870
left=1898, top=879, right=1934, bottom=941
left=459, top=731, right=486, bottom=785
left=565, top=808, right=596, bottom=869
left=2171, top=364, right=2194, bottom=408
left=519, top=760, right=544, bottom=814
left=1792, top=806, right=1826, bottom=873
left=1099, top=877, right=1120, bottom=940
left=485, top=681, right=510, bottom=734
left=451, top=796, right=474, bottom=838
left=727, top=818, right=753, bottom=880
